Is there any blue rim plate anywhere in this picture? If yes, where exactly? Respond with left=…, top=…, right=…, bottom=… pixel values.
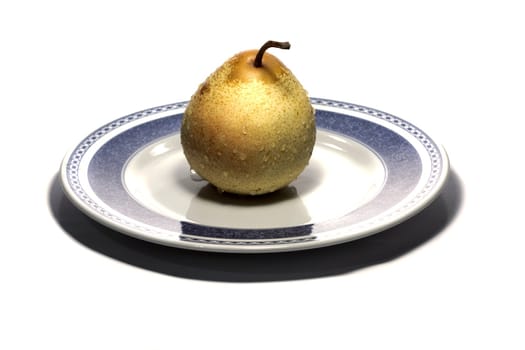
left=60, top=98, right=449, bottom=253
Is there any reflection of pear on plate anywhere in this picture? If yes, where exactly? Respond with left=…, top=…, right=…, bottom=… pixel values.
left=181, top=41, right=316, bottom=195
left=185, top=185, right=311, bottom=229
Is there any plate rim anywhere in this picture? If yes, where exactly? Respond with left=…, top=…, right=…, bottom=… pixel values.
left=59, top=98, right=449, bottom=253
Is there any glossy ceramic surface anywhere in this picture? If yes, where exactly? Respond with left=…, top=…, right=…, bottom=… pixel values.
left=60, top=98, right=449, bottom=253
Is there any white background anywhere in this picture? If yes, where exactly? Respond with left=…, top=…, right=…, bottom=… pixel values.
left=1, top=1, right=524, bottom=349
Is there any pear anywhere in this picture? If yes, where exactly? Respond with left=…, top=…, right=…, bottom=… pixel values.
left=181, top=41, right=316, bottom=195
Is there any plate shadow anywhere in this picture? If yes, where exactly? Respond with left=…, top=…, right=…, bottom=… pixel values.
left=48, top=170, right=463, bottom=282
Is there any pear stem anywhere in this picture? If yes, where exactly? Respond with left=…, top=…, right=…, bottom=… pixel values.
left=254, top=41, right=291, bottom=68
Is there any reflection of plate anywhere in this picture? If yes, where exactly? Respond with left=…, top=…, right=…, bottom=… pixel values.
left=60, top=98, right=449, bottom=253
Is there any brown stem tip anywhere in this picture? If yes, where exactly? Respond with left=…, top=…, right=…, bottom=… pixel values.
left=254, top=40, right=291, bottom=68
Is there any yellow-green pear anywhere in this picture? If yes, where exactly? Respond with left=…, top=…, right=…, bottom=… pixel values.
left=181, top=41, right=316, bottom=195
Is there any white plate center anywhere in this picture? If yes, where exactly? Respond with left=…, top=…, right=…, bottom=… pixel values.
left=123, top=130, right=386, bottom=229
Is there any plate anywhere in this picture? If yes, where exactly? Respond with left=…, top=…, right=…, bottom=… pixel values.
left=60, top=98, right=449, bottom=253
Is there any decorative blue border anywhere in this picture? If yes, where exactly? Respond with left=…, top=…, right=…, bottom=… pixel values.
left=63, top=99, right=446, bottom=248
left=311, top=98, right=442, bottom=179
left=65, top=102, right=187, bottom=211
left=310, top=98, right=444, bottom=228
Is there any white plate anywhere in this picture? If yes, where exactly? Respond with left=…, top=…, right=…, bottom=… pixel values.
left=60, top=98, right=449, bottom=253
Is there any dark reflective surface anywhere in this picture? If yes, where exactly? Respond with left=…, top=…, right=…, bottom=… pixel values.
left=49, top=170, right=463, bottom=282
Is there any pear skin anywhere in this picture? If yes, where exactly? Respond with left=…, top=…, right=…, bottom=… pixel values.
left=181, top=41, right=316, bottom=195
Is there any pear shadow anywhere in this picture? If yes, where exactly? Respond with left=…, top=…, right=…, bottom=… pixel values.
left=184, top=184, right=312, bottom=235
left=48, top=170, right=463, bottom=282
left=192, top=183, right=303, bottom=207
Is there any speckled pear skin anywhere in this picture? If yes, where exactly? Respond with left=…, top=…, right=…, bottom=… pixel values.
left=181, top=49, right=316, bottom=195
